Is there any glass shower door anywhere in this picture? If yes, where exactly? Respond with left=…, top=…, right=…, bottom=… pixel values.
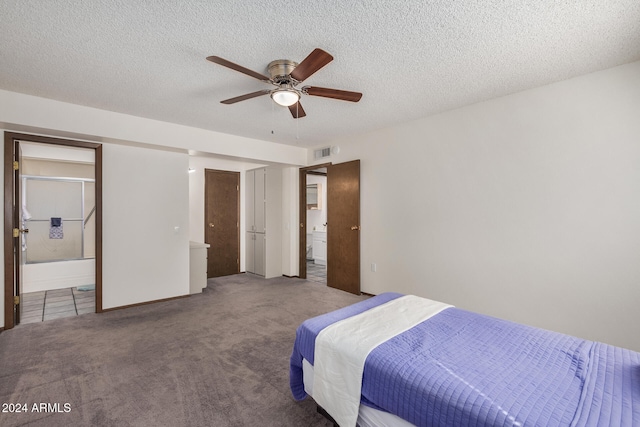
left=24, top=178, right=85, bottom=263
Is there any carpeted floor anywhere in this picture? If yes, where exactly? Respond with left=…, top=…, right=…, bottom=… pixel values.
left=0, top=274, right=367, bottom=426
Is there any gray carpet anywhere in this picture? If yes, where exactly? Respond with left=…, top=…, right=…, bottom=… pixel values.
left=0, top=274, right=367, bottom=426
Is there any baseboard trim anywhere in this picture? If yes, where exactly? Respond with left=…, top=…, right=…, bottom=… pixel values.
left=101, top=294, right=189, bottom=313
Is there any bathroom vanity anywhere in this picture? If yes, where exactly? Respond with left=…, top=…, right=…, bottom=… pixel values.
left=189, top=241, right=210, bottom=294
left=312, top=231, right=327, bottom=266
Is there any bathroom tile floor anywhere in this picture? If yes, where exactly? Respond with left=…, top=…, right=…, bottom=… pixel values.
left=306, top=260, right=327, bottom=284
left=20, top=286, right=95, bottom=324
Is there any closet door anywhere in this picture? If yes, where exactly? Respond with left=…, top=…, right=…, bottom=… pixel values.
left=246, top=170, right=255, bottom=231
left=254, top=233, right=266, bottom=276
left=246, top=232, right=255, bottom=274
left=254, top=168, right=266, bottom=233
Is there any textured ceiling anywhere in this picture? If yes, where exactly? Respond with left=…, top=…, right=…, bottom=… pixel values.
left=1, top=1, right=639, bottom=148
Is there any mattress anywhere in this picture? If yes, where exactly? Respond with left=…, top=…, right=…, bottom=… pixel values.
left=302, top=358, right=414, bottom=427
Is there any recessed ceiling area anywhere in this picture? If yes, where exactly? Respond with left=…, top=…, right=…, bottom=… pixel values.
left=1, top=1, right=639, bottom=148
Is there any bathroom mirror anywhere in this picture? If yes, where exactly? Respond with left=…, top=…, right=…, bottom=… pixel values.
left=307, top=184, right=321, bottom=210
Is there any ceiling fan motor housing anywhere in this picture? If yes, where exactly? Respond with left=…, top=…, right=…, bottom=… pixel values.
left=268, top=59, right=299, bottom=84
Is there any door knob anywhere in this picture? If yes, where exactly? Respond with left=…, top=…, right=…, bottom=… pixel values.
left=209, top=223, right=215, bottom=228
left=350, top=225, right=360, bottom=231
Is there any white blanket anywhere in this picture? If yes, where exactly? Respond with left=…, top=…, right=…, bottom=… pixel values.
left=312, top=295, right=452, bottom=427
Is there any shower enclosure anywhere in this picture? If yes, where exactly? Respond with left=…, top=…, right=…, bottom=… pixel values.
left=21, top=174, right=96, bottom=293
left=22, top=176, right=95, bottom=263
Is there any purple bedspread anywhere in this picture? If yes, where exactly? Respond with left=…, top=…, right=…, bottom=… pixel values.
left=289, top=292, right=403, bottom=399
left=290, top=293, right=640, bottom=427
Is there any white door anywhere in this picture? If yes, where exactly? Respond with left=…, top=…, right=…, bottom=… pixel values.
left=246, top=232, right=255, bottom=273
left=255, top=233, right=265, bottom=276
left=246, top=170, right=255, bottom=231
left=254, top=169, right=266, bottom=233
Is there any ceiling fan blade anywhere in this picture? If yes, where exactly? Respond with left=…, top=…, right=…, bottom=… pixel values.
left=304, top=86, right=363, bottom=102
left=290, top=48, right=333, bottom=82
left=288, top=101, right=306, bottom=119
left=220, top=90, right=271, bottom=104
left=206, top=56, right=271, bottom=82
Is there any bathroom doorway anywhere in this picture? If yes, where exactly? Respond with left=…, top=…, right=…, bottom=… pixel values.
left=305, top=168, right=327, bottom=284
left=4, top=132, right=102, bottom=330
left=299, top=160, right=361, bottom=294
left=20, top=142, right=96, bottom=323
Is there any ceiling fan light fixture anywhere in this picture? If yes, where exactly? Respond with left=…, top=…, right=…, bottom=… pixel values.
left=271, top=89, right=299, bottom=107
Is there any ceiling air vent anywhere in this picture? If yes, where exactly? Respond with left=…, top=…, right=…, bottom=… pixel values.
left=314, top=147, right=331, bottom=159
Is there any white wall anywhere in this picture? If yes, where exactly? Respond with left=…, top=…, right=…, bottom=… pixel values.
left=313, top=61, right=640, bottom=351
left=102, top=144, right=190, bottom=308
left=21, top=142, right=95, bottom=164
left=0, top=90, right=307, bottom=166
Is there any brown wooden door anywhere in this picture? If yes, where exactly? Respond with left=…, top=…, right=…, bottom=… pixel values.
left=204, top=169, right=240, bottom=278
left=327, top=160, right=360, bottom=294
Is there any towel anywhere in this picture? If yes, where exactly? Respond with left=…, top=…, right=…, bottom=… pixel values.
left=50, top=218, right=63, bottom=239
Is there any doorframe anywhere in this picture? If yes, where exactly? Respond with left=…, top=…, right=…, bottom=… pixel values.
left=299, top=163, right=331, bottom=280
left=4, top=132, right=103, bottom=330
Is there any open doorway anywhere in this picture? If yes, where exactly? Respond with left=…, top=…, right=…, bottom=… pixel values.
left=4, top=132, right=102, bottom=330
left=19, top=142, right=96, bottom=323
left=299, top=160, right=360, bottom=294
left=305, top=168, right=327, bottom=284
left=299, top=163, right=330, bottom=282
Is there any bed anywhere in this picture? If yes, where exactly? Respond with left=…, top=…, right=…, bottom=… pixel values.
left=290, top=292, right=640, bottom=427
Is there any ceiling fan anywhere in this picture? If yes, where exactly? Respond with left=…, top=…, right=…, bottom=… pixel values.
left=206, top=48, right=362, bottom=119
